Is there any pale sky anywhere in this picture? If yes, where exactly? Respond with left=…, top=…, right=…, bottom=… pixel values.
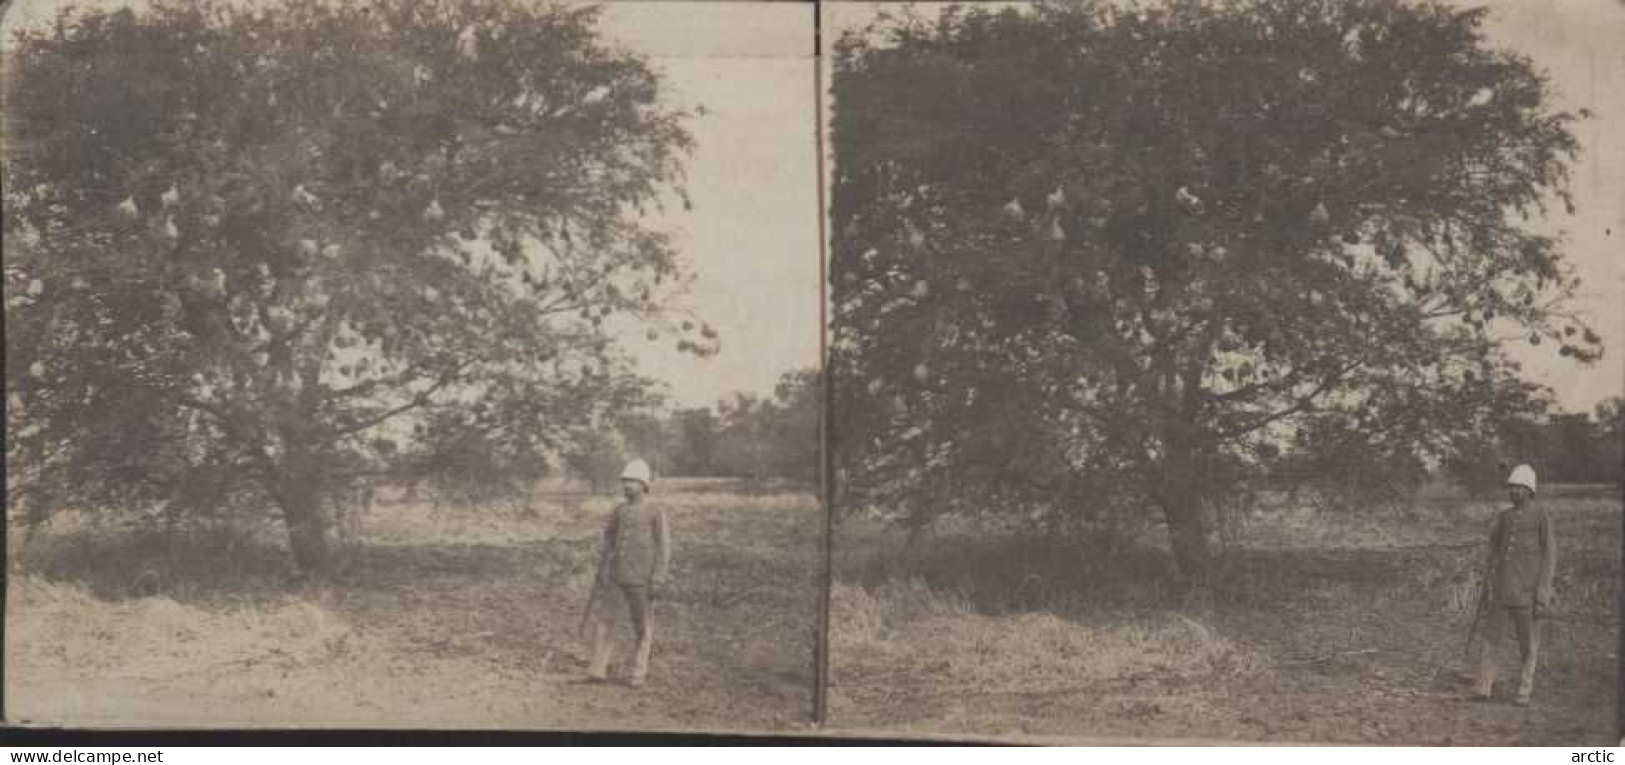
left=823, top=0, right=1625, bottom=415
left=1474, top=0, right=1625, bottom=415
left=594, top=3, right=820, bottom=409
left=1, top=1, right=822, bottom=411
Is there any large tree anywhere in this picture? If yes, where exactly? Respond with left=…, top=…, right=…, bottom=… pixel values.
left=830, top=0, right=1600, bottom=578
left=4, top=0, right=715, bottom=572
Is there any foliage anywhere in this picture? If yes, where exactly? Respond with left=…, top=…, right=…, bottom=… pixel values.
left=560, top=427, right=632, bottom=494
left=581, top=368, right=821, bottom=485
left=3, top=0, right=711, bottom=571
left=668, top=407, right=724, bottom=476
left=1594, top=396, right=1625, bottom=482
left=713, top=368, right=821, bottom=483
left=830, top=0, right=1599, bottom=576
left=1445, top=395, right=1624, bottom=494
left=1271, top=417, right=1431, bottom=509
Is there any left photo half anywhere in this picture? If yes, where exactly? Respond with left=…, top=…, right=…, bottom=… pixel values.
left=2, top=0, right=823, bottom=732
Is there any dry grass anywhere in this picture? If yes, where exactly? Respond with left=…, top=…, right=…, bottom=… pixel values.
left=830, top=488, right=1621, bottom=744
left=8, top=576, right=355, bottom=685
left=835, top=526, right=1194, bottom=618
left=4, top=570, right=615, bottom=728
left=6, top=479, right=821, bottom=731
left=832, top=579, right=1270, bottom=695
left=9, top=509, right=297, bottom=602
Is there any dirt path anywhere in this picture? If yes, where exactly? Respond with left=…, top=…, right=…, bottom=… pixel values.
left=7, top=484, right=821, bottom=733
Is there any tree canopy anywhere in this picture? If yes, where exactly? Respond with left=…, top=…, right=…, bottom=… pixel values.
left=4, top=0, right=712, bottom=571
left=830, top=0, right=1600, bottom=577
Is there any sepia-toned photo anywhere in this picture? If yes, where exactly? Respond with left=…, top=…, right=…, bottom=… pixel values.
left=3, top=0, right=822, bottom=731
left=824, top=0, right=1621, bottom=744
left=6, top=0, right=1624, bottom=746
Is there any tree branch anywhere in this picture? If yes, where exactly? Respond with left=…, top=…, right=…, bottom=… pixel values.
left=1205, top=361, right=1309, bottom=406
left=318, top=358, right=476, bottom=443
left=1211, top=358, right=1366, bottom=441
left=172, top=393, right=281, bottom=483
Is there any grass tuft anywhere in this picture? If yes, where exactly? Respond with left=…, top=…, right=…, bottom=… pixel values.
left=832, top=577, right=1272, bottom=709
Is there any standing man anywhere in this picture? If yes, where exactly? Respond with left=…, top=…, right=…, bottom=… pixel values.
left=1471, top=463, right=1557, bottom=706
left=586, top=458, right=671, bottom=687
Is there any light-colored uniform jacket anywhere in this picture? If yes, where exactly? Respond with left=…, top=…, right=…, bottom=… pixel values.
left=602, top=500, right=670, bottom=587
left=1486, top=505, right=1556, bottom=608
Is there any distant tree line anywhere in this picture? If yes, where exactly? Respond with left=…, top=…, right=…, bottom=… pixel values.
left=565, top=367, right=820, bottom=490
left=1262, top=394, right=1622, bottom=508
left=1444, top=395, right=1623, bottom=495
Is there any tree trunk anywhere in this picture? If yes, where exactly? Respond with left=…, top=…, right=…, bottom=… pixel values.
left=277, top=447, right=333, bottom=575
left=1162, top=494, right=1213, bottom=584
left=285, top=501, right=331, bottom=575
left=1156, top=442, right=1214, bottom=584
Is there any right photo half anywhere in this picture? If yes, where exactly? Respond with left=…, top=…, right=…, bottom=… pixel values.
left=822, top=0, right=1623, bottom=745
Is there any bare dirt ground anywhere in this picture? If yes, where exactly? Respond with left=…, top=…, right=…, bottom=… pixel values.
left=6, top=479, right=820, bottom=733
left=830, top=486, right=1619, bottom=744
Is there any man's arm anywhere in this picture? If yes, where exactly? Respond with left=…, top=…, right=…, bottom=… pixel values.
left=1537, top=511, right=1558, bottom=602
left=1483, top=513, right=1505, bottom=584
left=596, top=513, right=618, bottom=583
left=653, top=506, right=671, bottom=583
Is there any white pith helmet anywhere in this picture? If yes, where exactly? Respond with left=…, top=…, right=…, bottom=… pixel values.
left=620, top=459, right=653, bottom=488
left=1505, top=464, right=1537, bottom=494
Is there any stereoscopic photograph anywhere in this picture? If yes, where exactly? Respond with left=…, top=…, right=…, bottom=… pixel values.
left=6, top=0, right=1623, bottom=746
left=824, top=0, right=1621, bottom=744
left=3, top=0, right=822, bottom=731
